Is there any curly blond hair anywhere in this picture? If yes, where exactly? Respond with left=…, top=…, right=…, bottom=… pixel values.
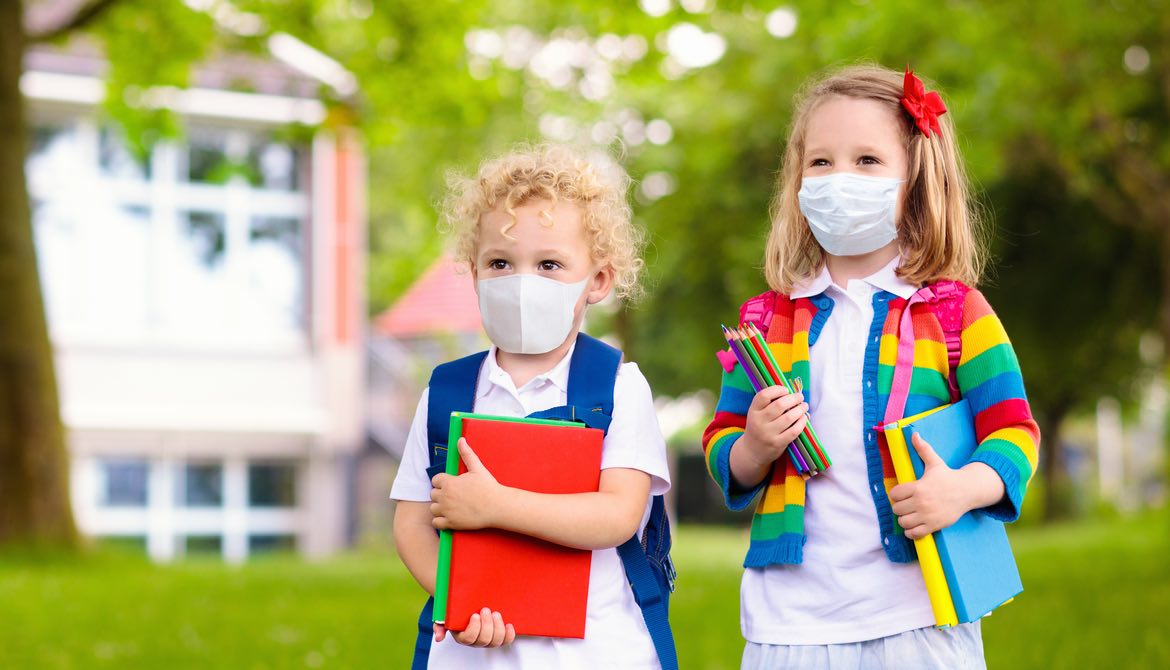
left=765, top=64, right=989, bottom=293
left=441, top=143, right=646, bottom=301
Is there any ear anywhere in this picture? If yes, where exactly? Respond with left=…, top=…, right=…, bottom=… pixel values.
left=585, top=265, right=615, bottom=305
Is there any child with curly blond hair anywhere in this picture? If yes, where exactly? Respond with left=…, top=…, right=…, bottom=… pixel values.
left=392, top=144, right=676, bottom=669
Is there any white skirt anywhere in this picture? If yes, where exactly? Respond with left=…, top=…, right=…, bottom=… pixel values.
left=741, top=621, right=985, bottom=670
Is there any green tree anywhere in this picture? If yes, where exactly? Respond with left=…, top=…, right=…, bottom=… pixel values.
left=984, top=155, right=1159, bottom=518
left=0, top=0, right=525, bottom=548
left=0, top=0, right=117, bottom=549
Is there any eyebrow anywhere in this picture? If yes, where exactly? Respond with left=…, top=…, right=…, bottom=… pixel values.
left=477, top=248, right=570, bottom=259
left=805, top=145, right=889, bottom=156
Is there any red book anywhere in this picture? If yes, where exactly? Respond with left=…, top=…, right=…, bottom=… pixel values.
left=433, top=412, right=603, bottom=639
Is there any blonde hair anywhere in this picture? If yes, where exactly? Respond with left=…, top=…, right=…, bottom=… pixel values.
left=441, top=143, right=645, bottom=301
left=764, top=64, right=988, bottom=293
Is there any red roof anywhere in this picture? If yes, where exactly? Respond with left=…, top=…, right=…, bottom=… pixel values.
left=374, top=254, right=483, bottom=338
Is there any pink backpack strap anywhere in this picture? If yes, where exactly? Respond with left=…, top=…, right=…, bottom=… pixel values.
left=739, top=291, right=778, bottom=336
left=717, top=291, right=779, bottom=372
left=930, top=280, right=968, bottom=399
left=883, top=281, right=969, bottom=425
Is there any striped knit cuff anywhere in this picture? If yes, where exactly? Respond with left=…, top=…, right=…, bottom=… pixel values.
left=743, top=534, right=804, bottom=568
left=714, top=433, right=765, bottom=511
left=969, top=450, right=1024, bottom=522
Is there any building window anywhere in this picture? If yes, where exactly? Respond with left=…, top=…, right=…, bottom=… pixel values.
left=184, top=535, right=223, bottom=556
left=181, top=463, right=224, bottom=507
left=99, top=459, right=149, bottom=507
left=248, top=462, right=297, bottom=507
left=27, top=119, right=310, bottom=348
left=97, top=535, right=148, bottom=554
left=248, top=534, right=297, bottom=554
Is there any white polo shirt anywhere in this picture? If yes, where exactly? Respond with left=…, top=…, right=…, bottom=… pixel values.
left=740, top=257, right=937, bottom=645
left=392, top=343, right=671, bottom=669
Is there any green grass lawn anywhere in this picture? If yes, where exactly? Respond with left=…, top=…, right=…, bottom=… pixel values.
left=1, top=511, right=1167, bottom=669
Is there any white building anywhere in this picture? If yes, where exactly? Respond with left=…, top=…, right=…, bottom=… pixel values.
left=23, top=38, right=366, bottom=562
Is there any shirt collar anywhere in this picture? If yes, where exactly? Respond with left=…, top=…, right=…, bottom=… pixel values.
left=790, top=256, right=917, bottom=300
left=479, top=342, right=575, bottom=398
left=866, top=255, right=918, bottom=299
left=790, top=265, right=832, bottom=299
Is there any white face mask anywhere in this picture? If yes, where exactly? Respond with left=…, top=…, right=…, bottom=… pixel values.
left=798, top=173, right=903, bottom=257
left=477, top=274, right=590, bottom=354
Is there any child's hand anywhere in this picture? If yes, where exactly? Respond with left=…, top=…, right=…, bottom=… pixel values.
left=889, top=433, right=968, bottom=539
left=434, top=608, right=517, bottom=647
left=739, top=385, right=808, bottom=468
left=431, top=438, right=501, bottom=531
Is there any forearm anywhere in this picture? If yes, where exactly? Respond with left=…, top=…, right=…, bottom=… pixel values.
left=487, top=469, right=650, bottom=550
left=394, top=502, right=439, bottom=594
left=957, top=462, right=1007, bottom=513
left=728, top=434, right=775, bottom=490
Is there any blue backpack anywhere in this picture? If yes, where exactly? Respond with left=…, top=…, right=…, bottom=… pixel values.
left=411, top=332, right=678, bottom=670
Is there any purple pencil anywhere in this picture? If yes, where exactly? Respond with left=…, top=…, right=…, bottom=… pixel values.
left=721, top=325, right=765, bottom=392
left=722, top=326, right=810, bottom=474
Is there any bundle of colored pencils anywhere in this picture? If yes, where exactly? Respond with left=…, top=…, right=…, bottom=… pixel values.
left=721, top=322, right=831, bottom=477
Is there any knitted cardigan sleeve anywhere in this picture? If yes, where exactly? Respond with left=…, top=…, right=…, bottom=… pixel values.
left=954, top=288, right=1040, bottom=522
left=701, top=356, right=764, bottom=511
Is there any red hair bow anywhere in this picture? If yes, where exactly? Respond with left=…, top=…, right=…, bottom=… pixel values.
left=901, top=66, right=947, bottom=138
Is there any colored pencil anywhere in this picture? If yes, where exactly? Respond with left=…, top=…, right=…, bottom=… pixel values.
left=747, top=323, right=832, bottom=468
left=722, top=325, right=817, bottom=475
left=737, top=327, right=820, bottom=473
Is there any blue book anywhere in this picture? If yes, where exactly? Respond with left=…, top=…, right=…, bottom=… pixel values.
left=902, top=399, right=1024, bottom=623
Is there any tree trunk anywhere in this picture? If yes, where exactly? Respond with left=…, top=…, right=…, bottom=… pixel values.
left=1036, top=404, right=1071, bottom=522
left=0, top=0, right=78, bottom=548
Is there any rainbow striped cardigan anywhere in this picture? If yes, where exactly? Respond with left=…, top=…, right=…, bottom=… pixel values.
left=702, top=284, right=1040, bottom=568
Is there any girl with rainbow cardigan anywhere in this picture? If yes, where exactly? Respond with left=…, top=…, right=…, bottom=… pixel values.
left=703, top=65, right=1039, bottom=669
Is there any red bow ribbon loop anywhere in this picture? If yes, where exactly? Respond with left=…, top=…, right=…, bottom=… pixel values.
left=901, top=66, right=947, bottom=138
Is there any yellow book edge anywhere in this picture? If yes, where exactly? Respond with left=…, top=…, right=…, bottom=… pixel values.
left=883, top=405, right=959, bottom=628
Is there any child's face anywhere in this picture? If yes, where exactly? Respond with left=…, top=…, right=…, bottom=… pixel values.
left=802, top=94, right=909, bottom=192
left=472, top=198, right=614, bottom=334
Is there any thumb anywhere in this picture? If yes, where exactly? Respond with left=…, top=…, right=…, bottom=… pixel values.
left=911, top=432, right=945, bottom=469
left=433, top=622, right=447, bottom=642
left=458, top=437, right=486, bottom=473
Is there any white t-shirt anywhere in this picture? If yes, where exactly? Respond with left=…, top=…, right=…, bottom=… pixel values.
left=391, top=344, right=671, bottom=669
left=740, top=257, right=937, bottom=645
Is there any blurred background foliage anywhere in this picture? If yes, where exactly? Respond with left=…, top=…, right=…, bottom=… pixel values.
left=4, top=1, right=1168, bottom=667
left=72, top=0, right=1169, bottom=519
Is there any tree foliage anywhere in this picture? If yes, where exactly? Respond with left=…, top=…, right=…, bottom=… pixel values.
left=6, top=0, right=1166, bottom=538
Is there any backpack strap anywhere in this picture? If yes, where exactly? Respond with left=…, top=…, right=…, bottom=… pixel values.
left=930, top=281, right=967, bottom=401
left=414, top=350, right=488, bottom=669
left=717, top=291, right=780, bottom=372
left=616, top=495, right=678, bottom=670
left=883, top=281, right=969, bottom=425
left=412, top=598, right=434, bottom=670
left=535, top=332, right=678, bottom=669
left=425, top=350, right=489, bottom=478
left=739, top=290, right=778, bottom=334
left=527, top=333, right=620, bottom=433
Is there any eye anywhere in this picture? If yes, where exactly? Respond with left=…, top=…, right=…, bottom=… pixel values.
left=488, top=259, right=509, bottom=271
left=538, top=260, right=562, bottom=272
left=859, top=155, right=882, bottom=165
left=808, top=158, right=829, bottom=168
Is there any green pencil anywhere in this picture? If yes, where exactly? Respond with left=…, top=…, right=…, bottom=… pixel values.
left=745, top=323, right=831, bottom=469
left=736, top=327, right=820, bottom=473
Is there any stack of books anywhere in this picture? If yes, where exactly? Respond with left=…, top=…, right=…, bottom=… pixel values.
left=433, top=412, right=602, bottom=638
left=881, top=399, right=1024, bottom=626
